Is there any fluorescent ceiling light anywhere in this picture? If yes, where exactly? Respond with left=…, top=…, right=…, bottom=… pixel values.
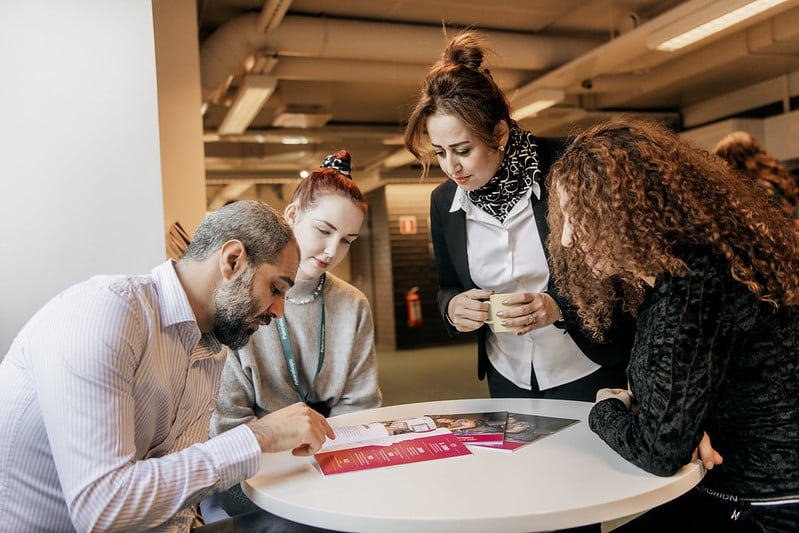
left=281, top=136, right=310, bottom=145
left=512, top=88, right=565, bottom=120
left=648, top=0, right=791, bottom=52
left=218, top=75, right=277, bottom=136
left=273, top=110, right=333, bottom=129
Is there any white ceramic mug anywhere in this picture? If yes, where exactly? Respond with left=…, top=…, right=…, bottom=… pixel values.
left=484, top=293, right=522, bottom=333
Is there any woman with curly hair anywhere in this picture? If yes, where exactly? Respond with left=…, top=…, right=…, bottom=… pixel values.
left=713, top=130, right=799, bottom=230
left=404, top=30, right=634, bottom=403
left=548, top=118, right=799, bottom=532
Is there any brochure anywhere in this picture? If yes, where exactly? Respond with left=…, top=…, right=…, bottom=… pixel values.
left=425, top=411, right=508, bottom=446
left=314, top=416, right=472, bottom=475
left=490, top=412, right=579, bottom=451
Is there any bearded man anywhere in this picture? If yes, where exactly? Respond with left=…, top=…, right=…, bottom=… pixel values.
left=0, top=200, right=334, bottom=532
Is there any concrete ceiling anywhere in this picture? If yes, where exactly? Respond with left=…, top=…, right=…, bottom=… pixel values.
left=197, top=0, right=799, bottom=206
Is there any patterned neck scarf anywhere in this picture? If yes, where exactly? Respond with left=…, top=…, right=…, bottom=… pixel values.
left=467, top=128, right=541, bottom=223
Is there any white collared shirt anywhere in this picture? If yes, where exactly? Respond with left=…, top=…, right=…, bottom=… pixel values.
left=451, top=185, right=600, bottom=390
left=0, top=261, right=261, bottom=531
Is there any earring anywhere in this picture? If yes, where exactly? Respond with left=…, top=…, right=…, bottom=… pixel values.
left=498, top=145, right=505, bottom=152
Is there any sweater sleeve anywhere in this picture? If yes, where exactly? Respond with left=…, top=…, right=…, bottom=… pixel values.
left=589, top=251, right=743, bottom=476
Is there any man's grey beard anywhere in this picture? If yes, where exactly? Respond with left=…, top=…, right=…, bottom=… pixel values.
left=212, top=264, right=265, bottom=350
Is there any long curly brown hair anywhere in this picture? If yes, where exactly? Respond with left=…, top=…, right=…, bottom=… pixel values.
left=547, top=118, right=799, bottom=338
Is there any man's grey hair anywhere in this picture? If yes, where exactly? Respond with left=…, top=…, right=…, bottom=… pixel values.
left=180, top=200, right=294, bottom=265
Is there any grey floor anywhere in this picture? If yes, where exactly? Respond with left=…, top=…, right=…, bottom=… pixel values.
left=376, top=342, right=489, bottom=406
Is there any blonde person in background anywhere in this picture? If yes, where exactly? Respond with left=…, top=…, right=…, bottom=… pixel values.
left=404, top=30, right=635, bottom=404
left=210, top=150, right=381, bottom=524
left=713, top=130, right=799, bottom=231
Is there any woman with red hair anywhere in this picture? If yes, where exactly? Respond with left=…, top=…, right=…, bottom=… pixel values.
left=211, top=150, right=381, bottom=522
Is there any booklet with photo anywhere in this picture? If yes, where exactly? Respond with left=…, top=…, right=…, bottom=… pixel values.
left=314, top=416, right=472, bottom=475
left=425, top=411, right=508, bottom=446
left=487, top=412, right=580, bottom=451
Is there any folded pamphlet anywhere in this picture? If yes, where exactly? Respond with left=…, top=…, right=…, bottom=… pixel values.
left=425, top=411, right=508, bottom=446
left=485, top=412, right=579, bottom=451
left=314, top=416, right=472, bottom=475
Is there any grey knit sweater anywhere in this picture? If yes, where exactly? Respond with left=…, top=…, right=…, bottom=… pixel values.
left=210, top=272, right=382, bottom=436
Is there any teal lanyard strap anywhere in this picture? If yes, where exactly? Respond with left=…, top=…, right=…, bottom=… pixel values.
left=276, top=290, right=325, bottom=403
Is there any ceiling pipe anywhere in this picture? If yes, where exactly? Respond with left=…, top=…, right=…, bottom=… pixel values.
left=203, top=125, right=404, bottom=144
left=207, top=181, right=256, bottom=210
left=259, top=15, right=600, bottom=67
left=589, top=6, right=799, bottom=110
left=256, top=0, right=293, bottom=33
left=268, top=56, right=532, bottom=90
left=200, top=13, right=603, bottom=104
left=198, top=0, right=293, bottom=103
left=200, top=14, right=261, bottom=101
left=684, top=69, right=799, bottom=128
left=369, top=147, right=418, bottom=172
left=513, top=0, right=799, bottom=131
left=207, top=176, right=298, bottom=185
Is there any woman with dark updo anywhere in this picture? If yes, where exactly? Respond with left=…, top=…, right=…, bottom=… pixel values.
left=404, top=30, right=634, bottom=402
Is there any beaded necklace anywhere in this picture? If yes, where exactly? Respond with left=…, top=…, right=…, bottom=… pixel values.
left=276, top=273, right=326, bottom=403
left=285, top=273, right=326, bottom=305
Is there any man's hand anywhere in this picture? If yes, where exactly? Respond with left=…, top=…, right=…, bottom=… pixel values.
left=692, top=431, right=723, bottom=470
left=446, top=289, right=493, bottom=332
left=247, top=402, right=335, bottom=456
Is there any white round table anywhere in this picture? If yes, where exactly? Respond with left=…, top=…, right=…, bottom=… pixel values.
left=242, top=398, right=704, bottom=532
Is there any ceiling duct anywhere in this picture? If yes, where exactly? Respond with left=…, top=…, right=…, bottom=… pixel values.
left=270, top=81, right=332, bottom=129
left=273, top=105, right=333, bottom=128
left=509, top=0, right=799, bottom=131
left=200, top=13, right=603, bottom=106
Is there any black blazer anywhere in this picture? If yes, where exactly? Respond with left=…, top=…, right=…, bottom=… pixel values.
left=428, top=137, right=633, bottom=380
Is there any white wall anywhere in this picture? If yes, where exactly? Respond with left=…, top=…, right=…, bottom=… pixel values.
left=0, top=1, right=166, bottom=356
left=680, top=118, right=765, bottom=152
left=682, top=111, right=799, bottom=161
left=763, top=110, right=799, bottom=162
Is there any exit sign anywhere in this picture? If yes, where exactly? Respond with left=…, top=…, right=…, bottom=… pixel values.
left=399, top=216, right=417, bottom=235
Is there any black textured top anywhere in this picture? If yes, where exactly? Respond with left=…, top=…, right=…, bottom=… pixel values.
left=589, top=245, right=799, bottom=500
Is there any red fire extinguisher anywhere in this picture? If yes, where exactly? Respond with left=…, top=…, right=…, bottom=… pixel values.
left=406, top=286, right=423, bottom=327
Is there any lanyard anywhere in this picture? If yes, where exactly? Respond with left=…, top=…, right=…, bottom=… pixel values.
left=276, top=292, right=325, bottom=403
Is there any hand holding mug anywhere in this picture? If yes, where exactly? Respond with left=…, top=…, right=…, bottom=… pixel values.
left=447, top=288, right=494, bottom=332
left=486, top=292, right=563, bottom=335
